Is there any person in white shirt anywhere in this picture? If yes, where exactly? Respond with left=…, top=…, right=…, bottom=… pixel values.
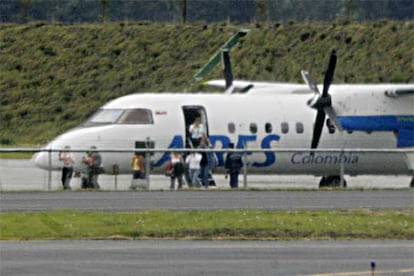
left=185, top=151, right=202, bottom=187
left=58, top=145, right=75, bottom=190
left=189, top=115, right=207, bottom=147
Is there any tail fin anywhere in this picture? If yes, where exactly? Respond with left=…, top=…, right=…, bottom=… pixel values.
left=193, top=29, right=249, bottom=81
left=222, top=49, right=233, bottom=89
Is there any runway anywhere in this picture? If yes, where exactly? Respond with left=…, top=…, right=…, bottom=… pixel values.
left=1, top=160, right=413, bottom=276
left=1, top=193, right=412, bottom=276
left=1, top=240, right=413, bottom=276
left=1, top=190, right=413, bottom=212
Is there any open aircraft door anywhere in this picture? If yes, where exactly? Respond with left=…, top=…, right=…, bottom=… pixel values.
left=182, top=106, right=209, bottom=148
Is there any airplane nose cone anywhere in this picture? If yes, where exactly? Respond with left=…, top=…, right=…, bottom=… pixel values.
left=33, top=151, right=50, bottom=170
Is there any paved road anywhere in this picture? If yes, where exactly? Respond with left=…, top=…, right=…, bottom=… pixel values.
left=1, top=190, right=413, bottom=212
left=1, top=240, right=413, bottom=276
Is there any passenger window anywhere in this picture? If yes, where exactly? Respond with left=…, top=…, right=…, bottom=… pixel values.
left=281, top=122, right=289, bottom=134
left=228, top=122, right=235, bottom=134
left=265, top=123, right=272, bottom=133
left=118, top=109, right=153, bottom=124
left=296, top=122, right=304, bottom=134
left=250, top=123, right=258, bottom=134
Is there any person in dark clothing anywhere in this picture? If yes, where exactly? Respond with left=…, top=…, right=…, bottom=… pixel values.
left=225, top=143, right=243, bottom=188
left=82, top=146, right=102, bottom=189
left=169, top=151, right=185, bottom=189
left=198, top=137, right=216, bottom=188
left=200, top=152, right=209, bottom=188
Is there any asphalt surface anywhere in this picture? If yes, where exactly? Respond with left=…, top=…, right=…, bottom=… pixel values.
left=1, top=240, right=413, bottom=276
left=1, top=190, right=413, bottom=212
left=1, top=160, right=413, bottom=276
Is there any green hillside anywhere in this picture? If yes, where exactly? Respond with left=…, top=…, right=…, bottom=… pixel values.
left=1, top=21, right=413, bottom=145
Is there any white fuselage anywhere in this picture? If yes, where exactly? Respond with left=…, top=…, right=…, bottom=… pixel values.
left=34, top=83, right=414, bottom=176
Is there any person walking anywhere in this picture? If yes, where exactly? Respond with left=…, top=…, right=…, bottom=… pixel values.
left=198, top=137, right=213, bottom=188
left=224, top=143, right=243, bottom=188
left=169, top=151, right=185, bottom=190
left=82, top=146, right=102, bottom=189
left=189, top=114, right=207, bottom=148
left=185, top=151, right=202, bottom=187
left=130, top=152, right=145, bottom=189
left=58, top=145, right=74, bottom=190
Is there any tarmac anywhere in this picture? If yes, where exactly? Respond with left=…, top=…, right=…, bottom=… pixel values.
left=1, top=190, right=413, bottom=212
left=1, top=159, right=413, bottom=276
left=1, top=240, right=413, bottom=276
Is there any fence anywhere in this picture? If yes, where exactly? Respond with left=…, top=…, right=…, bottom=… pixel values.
left=0, top=147, right=412, bottom=191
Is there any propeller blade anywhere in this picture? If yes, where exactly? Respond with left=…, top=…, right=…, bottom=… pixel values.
left=239, top=84, right=254, bottom=93
left=322, top=50, right=337, bottom=97
left=311, top=109, right=326, bottom=149
left=301, top=70, right=319, bottom=94
left=324, top=107, right=343, bottom=132
left=221, top=49, right=233, bottom=89
left=224, top=84, right=235, bottom=94
left=303, top=50, right=339, bottom=149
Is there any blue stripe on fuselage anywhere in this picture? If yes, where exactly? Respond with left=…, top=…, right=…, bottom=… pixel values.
left=338, top=115, right=414, bottom=131
left=338, top=115, right=414, bottom=147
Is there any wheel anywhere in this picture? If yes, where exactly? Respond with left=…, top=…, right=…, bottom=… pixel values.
left=319, top=175, right=347, bottom=188
left=319, top=176, right=328, bottom=188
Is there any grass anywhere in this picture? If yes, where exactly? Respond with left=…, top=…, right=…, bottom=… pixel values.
left=0, top=152, right=35, bottom=159
left=0, top=145, right=39, bottom=159
left=0, top=209, right=413, bottom=240
left=1, top=21, right=413, bottom=145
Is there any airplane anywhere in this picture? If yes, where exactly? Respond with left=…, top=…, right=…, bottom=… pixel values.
left=34, top=30, right=414, bottom=188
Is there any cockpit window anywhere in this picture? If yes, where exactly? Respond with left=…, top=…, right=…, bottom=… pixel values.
left=84, top=109, right=153, bottom=126
left=86, top=109, right=124, bottom=125
left=118, top=109, right=153, bottom=124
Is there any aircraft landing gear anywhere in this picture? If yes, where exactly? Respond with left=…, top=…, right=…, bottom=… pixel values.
left=319, top=175, right=347, bottom=188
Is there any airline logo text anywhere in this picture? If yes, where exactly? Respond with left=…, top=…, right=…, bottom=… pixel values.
left=153, top=135, right=359, bottom=167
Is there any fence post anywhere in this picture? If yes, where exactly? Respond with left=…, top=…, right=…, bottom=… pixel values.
left=145, top=137, right=151, bottom=189
left=242, top=146, right=248, bottom=189
left=340, top=159, right=345, bottom=187
left=48, top=149, right=52, bottom=191
left=112, top=164, right=119, bottom=190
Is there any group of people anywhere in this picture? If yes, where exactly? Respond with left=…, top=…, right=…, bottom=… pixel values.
left=58, top=145, right=103, bottom=190
left=166, top=114, right=244, bottom=190
left=167, top=136, right=214, bottom=190
left=166, top=114, right=215, bottom=189
left=58, top=115, right=244, bottom=191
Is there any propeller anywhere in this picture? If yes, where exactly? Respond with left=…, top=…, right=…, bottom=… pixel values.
left=301, top=50, right=343, bottom=149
